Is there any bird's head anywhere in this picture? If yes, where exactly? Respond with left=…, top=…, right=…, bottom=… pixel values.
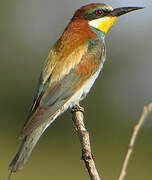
left=73, top=3, right=143, bottom=34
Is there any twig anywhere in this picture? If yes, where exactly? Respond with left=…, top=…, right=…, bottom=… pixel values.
left=71, top=106, right=101, bottom=180
left=118, top=103, right=152, bottom=180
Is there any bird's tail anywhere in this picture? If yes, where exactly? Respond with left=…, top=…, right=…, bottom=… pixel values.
left=8, top=100, right=69, bottom=179
left=8, top=121, right=50, bottom=180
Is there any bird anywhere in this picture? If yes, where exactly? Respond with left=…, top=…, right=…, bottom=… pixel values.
left=9, top=2, right=143, bottom=177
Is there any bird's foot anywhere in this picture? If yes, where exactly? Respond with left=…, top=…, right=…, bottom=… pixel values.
left=72, top=104, right=84, bottom=112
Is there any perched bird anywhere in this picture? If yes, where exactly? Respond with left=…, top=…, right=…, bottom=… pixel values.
left=9, top=3, right=143, bottom=176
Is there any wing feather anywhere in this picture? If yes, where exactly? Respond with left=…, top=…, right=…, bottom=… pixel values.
left=19, top=41, right=88, bottom=138
left=19, top=38, right=103, bottom=138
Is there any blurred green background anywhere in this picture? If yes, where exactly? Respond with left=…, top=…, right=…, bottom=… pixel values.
left=1, top=0, right=152, bottom=179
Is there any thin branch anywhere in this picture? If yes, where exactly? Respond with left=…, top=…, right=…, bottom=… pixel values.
left=118, top=103, right=152, bottom=180
left=71, top=106, right=101, bottom=180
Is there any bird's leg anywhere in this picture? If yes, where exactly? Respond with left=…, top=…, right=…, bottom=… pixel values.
left=71, top=103, right=84, bottom=112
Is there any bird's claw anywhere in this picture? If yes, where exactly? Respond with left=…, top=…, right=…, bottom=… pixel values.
left=72, top=104, right=84, bottom=112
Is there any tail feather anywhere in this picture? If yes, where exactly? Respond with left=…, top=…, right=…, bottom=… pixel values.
left=9, top=131, right=41, bottom=172
left=8, top=99, right=70, bottom=179
left=8, top=120, right=52, bottom=179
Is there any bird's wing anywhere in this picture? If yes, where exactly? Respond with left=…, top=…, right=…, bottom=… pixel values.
left=19, top=39, right=102, bottom=139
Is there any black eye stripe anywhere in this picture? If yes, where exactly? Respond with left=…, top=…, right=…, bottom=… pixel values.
left=84, top=8, right=111, bottom=20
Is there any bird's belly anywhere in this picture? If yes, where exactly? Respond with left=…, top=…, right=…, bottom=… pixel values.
left=69, top=61, right=104, bottom=108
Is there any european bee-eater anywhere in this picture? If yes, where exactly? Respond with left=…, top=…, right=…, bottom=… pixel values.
left=9, top=3, right=143, bottom=175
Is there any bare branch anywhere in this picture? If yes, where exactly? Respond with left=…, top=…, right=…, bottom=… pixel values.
left=118, top=103, right=152, bottom=180
left=72, top=106, right=101, bottom=180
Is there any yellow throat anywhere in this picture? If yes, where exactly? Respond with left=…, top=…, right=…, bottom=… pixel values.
left=88, top=16, right=118, bottom=34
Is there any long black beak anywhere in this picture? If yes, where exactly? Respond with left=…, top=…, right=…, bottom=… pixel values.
left=110, top=7, right=144, bottom=17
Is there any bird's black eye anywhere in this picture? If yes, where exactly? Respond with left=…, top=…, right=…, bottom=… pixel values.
left=95, top=9, right=103, bottom=16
